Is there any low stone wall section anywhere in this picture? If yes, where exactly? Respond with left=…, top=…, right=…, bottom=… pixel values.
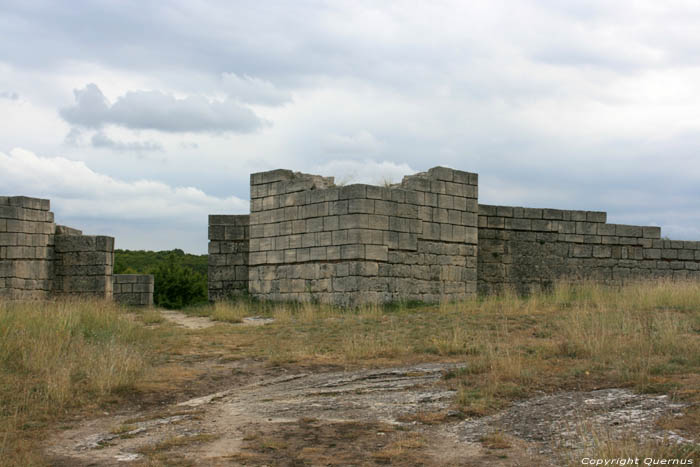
left=113, top=274, right=154, bottom=306
left=246, top=166, right=479, bottom=305
left=478, top=204, right=700, bottom=294
left=208, top=214, right=249, bottom=300
left=53, top=235, right=115, bottom=299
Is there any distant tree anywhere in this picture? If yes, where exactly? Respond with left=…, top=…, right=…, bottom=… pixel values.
left=114, top=249, right=208, bottom=308
left=151, top=261, right=207, bottom=309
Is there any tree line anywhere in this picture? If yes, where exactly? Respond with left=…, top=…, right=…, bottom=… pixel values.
left=114, top=249, right=208, bottom=309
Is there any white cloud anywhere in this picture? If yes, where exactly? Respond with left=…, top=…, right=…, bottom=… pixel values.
left=311, top=159, right=415, bottom=186
left=322, top=130, right=381, bottom=155
left=60, top=83, right=265, bottom=133
left=0, top=148, right=248, bottom=223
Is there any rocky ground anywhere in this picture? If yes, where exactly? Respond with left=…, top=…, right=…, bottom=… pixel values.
left=44, top=311, right=696, bottom=466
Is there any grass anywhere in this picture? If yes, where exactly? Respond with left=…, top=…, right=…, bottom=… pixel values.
left=209, top=301, right=247, bottom=323
left=140, top=309, right=165, bottom=325
left=1, top=279, right=698, bottom=465
left=566, top=422, right=699, bottom=466
left=182, top=280, right=699, bottom=419
left=0, top=298, right=155, bottom=466
left=371, top=432, right=425, bottom=462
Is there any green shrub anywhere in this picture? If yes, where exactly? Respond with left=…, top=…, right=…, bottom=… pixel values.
left=152, top=261, right=207, bottom=309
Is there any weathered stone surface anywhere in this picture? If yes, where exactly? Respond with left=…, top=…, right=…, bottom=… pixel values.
left=0, top=195, right=142, bottom=302
left=113, top=274, right=154, bottom=306
left=207, top=168, right=700, bottom=305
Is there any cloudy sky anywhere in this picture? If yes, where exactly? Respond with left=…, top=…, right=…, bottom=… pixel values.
left=1, top=1, right=699, bottom=253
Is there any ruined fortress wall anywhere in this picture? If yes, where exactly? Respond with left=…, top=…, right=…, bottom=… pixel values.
left=1, top=195, right=152, bottom=304
left=477, top=204, right=700, bottom=295
left=0, top=196, right=55, bottom=300
left=244, top=167, right=478, bottom=305
left=113, top=274, right=154, bottom=306
left=198, top=165, right=700, bottom=305
left=52, top=234, right=114, bottom=299
left=208, top=214, right=250, bottom=300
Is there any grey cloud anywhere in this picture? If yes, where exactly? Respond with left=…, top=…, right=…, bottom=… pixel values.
left=221, top=73, right=292, bottom=106
left=61, top=83, right=264, bottom=133
left=60, top=84, right=110, bottom=127
left=0, top=91, right=19, bottom=100
left=91, top=131, right=163, bottom=152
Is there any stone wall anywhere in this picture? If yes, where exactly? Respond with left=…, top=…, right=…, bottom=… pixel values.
left=208, top=166, right=700, bottom=305
left=242, top=166, right=478, bottom=305
left=0, top=196, right=55, bottom=300
left=477, top=204, right=700, bottom=295
left=208, top=214, right=249, bottom=300
left=1, top=195, right=152, bottom=305
left=53, top=234, right=114, bottom=299
left=113, top=274, right=154, bottom=306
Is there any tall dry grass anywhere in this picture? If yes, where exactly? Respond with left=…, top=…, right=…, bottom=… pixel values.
left=0, top=298, right=152, bottom=465
left=452, top=280, right=700, bottom=413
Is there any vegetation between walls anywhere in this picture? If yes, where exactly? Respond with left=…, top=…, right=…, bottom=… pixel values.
left=114, top=249, right=208, bottom=309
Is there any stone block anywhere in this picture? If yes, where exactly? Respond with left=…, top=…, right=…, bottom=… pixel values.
left=522, top=208, right=543, bottom=219
left=401, top=176, right=430, bottom=192
left=341, top=244, right=365, bottom=260
left=438, top=194, right=454, bottom=209
left=405, top=190, right=421, bottom=205
left=433, top=208, right=448, bottom=223
left=507, top=218, right=531, bottom=231
left=368, top=214, right=389, bottom=230
left=462, top=212, right=477, bottom=227
left=572, top=245, right=592, bottom=257
left=329, top=200, right=349, bottom=216
left=576, top=222, right=597, bottom=235
left=366, top=245, right=388, bottom=261
left=587, top=211, right=607, bottom=223
left=532, top=220, right=553, bottom=232
left=375, top=200, right=398, bottom=216
left=339, top=185, right=367, bottom=200
left=339, top=214, right=369, bottom=229
left=428, top=166, right=454, bottom=181
left=542, top=209, right=563, bottom=220
left=660, top=249, right=677, bottom=260
left=487, top=217, right=504, bottom=229
left=616, top=225, right=643, bottom=237
left=327, top=246, right=341, bottom=260
left=306, top=217, right=324, bottom=233
left=397, top=204, right=418, bottom=218
left=479, top=205, right=497, bottom=216
left=495, top=206, right=513, bottom=217
left=430, top=180, right=447, bottom=194
left=310, top=247, right=327, bottom=261
left=643, top=227, right=661, bottom=239
left=389, top=217, right=409, bottom=232
left=398, top=233, right=417, bottom=251
left=332, top=230, right=348, bottom=245
left=678, top=249, right=694, bottom=260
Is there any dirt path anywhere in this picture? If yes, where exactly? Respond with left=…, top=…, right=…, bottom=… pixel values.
left=158, top=310, right=274, bottom=330
left=158, top=310, right=217, bottom=329
left=45, top=361, right=691, bottom=466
